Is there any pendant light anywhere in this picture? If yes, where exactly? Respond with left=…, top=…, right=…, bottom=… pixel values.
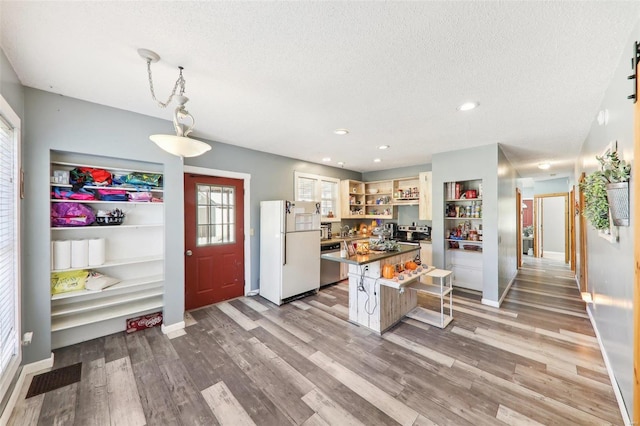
left=139, top=48, right=211, bottom=157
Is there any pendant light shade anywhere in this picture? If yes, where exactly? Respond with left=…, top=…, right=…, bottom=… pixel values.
left=149, top=134, right=211, bottom=157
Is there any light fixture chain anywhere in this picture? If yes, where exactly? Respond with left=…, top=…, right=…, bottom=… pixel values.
left=145, top=59, right=184, bottom=108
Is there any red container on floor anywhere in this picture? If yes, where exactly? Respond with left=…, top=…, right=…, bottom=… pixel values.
left=126, top=311, right=163, bottom=333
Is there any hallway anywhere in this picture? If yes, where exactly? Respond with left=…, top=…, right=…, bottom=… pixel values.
left=8, top=257, right=622, bottom=425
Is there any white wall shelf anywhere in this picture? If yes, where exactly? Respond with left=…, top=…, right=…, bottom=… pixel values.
left=50, top=156, right=165, bottom=349
left=51, top=255, right=163, bottom=273
left=51, top=275, right=164, bottom=301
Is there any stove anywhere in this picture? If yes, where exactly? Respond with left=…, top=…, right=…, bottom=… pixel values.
left=396, top=225, right=431, bottom=244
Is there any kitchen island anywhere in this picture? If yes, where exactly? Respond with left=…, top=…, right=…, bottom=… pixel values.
left=322, top=244, right=448, bottom=333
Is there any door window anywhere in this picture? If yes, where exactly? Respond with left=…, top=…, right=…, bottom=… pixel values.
left=196, top=184, right=235, bottom=246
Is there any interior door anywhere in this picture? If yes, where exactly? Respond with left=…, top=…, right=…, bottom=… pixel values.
left=184, top=174, right=244, bottom=310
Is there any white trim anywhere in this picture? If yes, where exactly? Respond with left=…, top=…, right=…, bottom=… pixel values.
left=161, top=321, right=185, bottom=335
left=480, top=298, right=500, bottom=308
left=183, top=166, right=252, bottom=296
left=0, top=353, right=53, bottom=426
left=586, top=305, right=631, bottom=425
left=0, top=95, right=21, bottom=412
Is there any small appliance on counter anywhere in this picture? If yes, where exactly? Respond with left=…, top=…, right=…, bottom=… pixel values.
left=384, top=222, right=397, bottom=240
left=320, top=225, right=330, bottom=240
left=396, top=225, right=431, bottom=245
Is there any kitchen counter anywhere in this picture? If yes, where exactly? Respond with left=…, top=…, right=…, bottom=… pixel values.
left=321, top=244, right=419, bottom=265
left=320, top=236, right=369, bottom=246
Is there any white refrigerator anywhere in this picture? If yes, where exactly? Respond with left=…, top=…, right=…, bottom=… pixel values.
left=260, top=200, right=321, bottom=305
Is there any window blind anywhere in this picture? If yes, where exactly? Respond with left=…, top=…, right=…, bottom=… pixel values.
left=0, top=115, right=17, bottom=376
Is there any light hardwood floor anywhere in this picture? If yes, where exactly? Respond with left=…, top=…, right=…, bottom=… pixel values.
left=9, top=257, right=623, bottom=425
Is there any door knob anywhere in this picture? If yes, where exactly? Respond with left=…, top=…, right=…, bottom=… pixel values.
left=186, top=250, right=193, bottom=256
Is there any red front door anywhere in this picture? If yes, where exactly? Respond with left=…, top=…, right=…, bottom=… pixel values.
left=184, top=174, right=244, bottom=310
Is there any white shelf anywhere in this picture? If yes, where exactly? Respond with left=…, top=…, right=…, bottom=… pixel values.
left=446, top=248, right=483, bottom=254
left=51, top=255, right=162, bottom=273
left=51, top=161, right=161, bottom=175
left=446, top=198, right=482, bottom=202
left=445, top=217, right=482, bottom=220
left=51, top=223, right=163, bottom=231
left=51, top=275, right=164, bottom=300
left=446, top=239, right=482, bottom=243
left=51, top=296, right=163, bottom=331
left=407, top=281, right=453, bottom=297
left=377, top=266, right=436, bottom=290
left=406, top=306, right=453, bottom=328
left=51, top=199, right=163, bottom=204
left=52, top=288, right=163, bottom=317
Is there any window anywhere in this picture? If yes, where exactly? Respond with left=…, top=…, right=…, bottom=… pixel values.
left=196, top=184, right=236, bottom=246
left=0, top=95, right=20, bottom=404
left=294, top=172, right=340, bottom=221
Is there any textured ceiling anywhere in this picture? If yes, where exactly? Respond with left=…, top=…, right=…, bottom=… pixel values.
left=2, top=2, right=639, bottom=177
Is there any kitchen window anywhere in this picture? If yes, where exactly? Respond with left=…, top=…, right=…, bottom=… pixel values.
left=294, top=172, right=340, bottom=222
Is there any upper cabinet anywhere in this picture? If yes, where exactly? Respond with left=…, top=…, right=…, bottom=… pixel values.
left=341, top=179, right=366, bottom=218
left=392, top=176, right=420, bottom=205
left=340, top=174, right=432, bottom=220
left=418, top=171, right=432, bottom=220
left=295, top=171, right=341, bottom=222
left=363, top=180, right=394, bottom=219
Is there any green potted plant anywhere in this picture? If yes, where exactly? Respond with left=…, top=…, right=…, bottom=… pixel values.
left=580, top=148, right=631, bottom=229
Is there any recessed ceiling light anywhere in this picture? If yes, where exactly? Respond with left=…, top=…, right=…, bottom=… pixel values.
left=334, top=128, right=349, bottom=135
left=373, top=158, right=382, bottom=163
left=538, top=162, right=551, bottom=170
left=378, top=145, right=390, bottom=150
left=322, top=157, right=331, bottom=162
left=337, top=161, right=345, bottom=166
left=457, top=102, right=479, bottom=111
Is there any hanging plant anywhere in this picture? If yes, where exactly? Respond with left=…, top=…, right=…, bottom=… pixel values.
left=580, top=172, right=610, bottom=230
left=579, top=147, right=631, bottom=230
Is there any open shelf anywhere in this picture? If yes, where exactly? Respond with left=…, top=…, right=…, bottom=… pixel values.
left=51, top=296, right=163, bottom=331
left=51, top=275, right=164, bottom=300
left=51, top=255, right=163, bottom=273
left=406, top=281, right=453, bottom=297
left=446, top=198, right=482, bottom=202
left=51, top=199, right=163, bottom=204
left=52, top=223, right=163, bottom=231
left=52, top=288, right=163, bottom=317
left=406, top=306, right=453, bottom=328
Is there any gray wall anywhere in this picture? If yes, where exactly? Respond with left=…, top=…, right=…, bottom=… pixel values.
left=574, top=18, right=638, bottom=419
left=432, top=143, right=518, bottom=303
left=534, top=177, right=570, bottom=195
left=0, top=49, right=24, bottom=120
left=21, top=88, right=360, bottom=364
left=497, top=146, right=518, bottom=298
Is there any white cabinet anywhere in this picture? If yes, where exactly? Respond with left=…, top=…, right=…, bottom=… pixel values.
left=444, top=179, right=483, bottom=291
left=418, top=171, right=432, bottom=220
left=419, top=242, right=433, bottom=266
left=50, top=157, right=164, bottom=349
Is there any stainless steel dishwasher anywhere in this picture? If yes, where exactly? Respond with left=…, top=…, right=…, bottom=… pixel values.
left=320, top=242, right=342, bottom=287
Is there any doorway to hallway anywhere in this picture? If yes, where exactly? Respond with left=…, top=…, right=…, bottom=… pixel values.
left=533, top=192, right=569, bottom=263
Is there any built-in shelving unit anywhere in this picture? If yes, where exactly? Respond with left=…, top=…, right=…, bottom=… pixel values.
left=444, top=179, right=483, bottom=291
left=50, top=155, right=165, bottom=349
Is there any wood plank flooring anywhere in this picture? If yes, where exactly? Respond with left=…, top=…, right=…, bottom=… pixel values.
left=9, top=256, right=623, bottom=425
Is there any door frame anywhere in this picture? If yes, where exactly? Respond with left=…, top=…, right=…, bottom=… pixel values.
left=569, top=187, right=576, bottom=271
left=633, top=62, right=639, bottom=424
left=533, top=192, right=569, bottom=261
left=578, top=173, right=587, bottom=292
left=516, top=188, right=522, bottom=268
left=184, top=166, right=252, bottom=297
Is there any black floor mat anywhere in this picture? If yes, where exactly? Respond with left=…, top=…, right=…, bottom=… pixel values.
left=26, top=362, right=82, bottom=398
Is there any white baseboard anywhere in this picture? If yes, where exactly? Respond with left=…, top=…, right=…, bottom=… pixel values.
left=0, top=353, right=54, bottom=426
left=481, top=272, right=517, bottom=308
left=161, top=321, right=185, bottom=335
left=480, top=298, right=500, bottom=308
left=586, top=306, right=631, bottom=425
left=246, top=290, right=259, bottom=296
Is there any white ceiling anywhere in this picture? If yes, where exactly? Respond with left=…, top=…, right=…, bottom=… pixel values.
left=2, top=2, right=639, bottom=177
